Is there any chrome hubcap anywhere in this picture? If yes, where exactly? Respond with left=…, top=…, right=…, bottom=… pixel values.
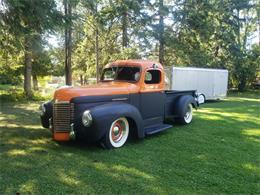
left=109, top=117, right=129, bottom=148
left=184, top=104, right=193, bottom=123
left=112, top=121, right=124, bottom=143
left=185, top=107, right=191, bottom=118
left=113, top=126, right=119, bottom=135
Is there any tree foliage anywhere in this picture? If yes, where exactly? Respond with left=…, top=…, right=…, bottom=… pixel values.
left=0, top=0, right=259, bottom=92
left=1, top=0, right=63, bottom=96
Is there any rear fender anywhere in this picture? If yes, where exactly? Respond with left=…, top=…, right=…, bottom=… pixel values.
left=174, top=95, right=197, bottom=117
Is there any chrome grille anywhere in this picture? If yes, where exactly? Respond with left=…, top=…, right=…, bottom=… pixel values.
left=53, top=102, right=74, bottom=132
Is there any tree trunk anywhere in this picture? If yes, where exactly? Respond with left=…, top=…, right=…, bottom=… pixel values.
left=236, top=8, right=247, bottom=92
left=95, top=2, right=99, bottom=82
left=158, top=0, right=164, bottom=64
left=258, top=6, right=260, bottom=44
left=80, top=75, right=83, bottom=85
left=24, top=36, right=33, bottom=97
left=32, top=73, right=39, bottom=91
left=95, top=26, right=99, bottom=82
left=238, top=77, right=246, bottom=92
left=64, top=0, right=72, bottom=85
left=122, top=10, right=128, bottom=48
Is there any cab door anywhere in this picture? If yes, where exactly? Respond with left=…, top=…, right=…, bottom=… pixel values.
left=140, top=69, right=165, bottom=126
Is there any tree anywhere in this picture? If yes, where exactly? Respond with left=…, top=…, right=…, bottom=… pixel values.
left=104, top=0, right=147, bottom=49
left=94, top=1, right=100, bottom=81
left=166, top=0, right=258, bottom=90
left=31, top=36, right=53, bottom=90
left=230, top=0, right=258, bottom=91
left=64, top=0, right=73, bottom=85
left=0, top=18, right=23, bottom=85
left=2, top=0, right=62, bottom=96
left=1, top=0, right=258, bottom=92
left=71, top=1, right=141, bottom=84
left=158, top=0, right=165, bottom=64
left=141, top=0, right=171, bottom=64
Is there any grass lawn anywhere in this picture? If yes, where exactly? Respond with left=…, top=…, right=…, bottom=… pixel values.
left=0, top=92, right=259, bottom=194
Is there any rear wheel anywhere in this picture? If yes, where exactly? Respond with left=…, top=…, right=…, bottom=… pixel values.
left=101, top=117, right=129, bottom=149
left=176, top=103, right=193, bottom=124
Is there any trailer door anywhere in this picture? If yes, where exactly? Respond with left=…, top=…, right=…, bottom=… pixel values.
left=213, top=71, right=228, bottom=98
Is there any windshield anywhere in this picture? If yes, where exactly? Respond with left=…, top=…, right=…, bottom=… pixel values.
left=101, top=66, right=141, bottom=82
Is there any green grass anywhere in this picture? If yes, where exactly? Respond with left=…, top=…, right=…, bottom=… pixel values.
left=0, top=92, right=259, bottom=194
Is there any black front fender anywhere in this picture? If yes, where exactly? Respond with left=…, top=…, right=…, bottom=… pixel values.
left=74, top=102, right=144, bottom=142
left=40, top=100, right=53, bottom=128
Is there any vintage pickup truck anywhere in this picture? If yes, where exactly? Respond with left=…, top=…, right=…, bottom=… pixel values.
left=40, top=60, right=198, bottom=148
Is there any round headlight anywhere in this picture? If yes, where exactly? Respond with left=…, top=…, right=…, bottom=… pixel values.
left=39, top=103, right=46, bottom=116
left=82, top=110, right=92, bottom=127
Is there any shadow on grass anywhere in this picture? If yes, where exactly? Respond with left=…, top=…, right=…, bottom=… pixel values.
left=0, top=97, right=259, bottom=194
left=205, top=99, right=223, bottom=103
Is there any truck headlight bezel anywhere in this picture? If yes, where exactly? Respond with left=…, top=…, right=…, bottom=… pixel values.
left=82, top=110, right=93, bottom=127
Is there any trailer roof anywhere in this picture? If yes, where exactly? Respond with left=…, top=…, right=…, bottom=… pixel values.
left=172, top=67, right=228, bottom=73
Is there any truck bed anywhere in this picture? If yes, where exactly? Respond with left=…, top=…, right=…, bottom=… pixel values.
left=165, top=90, right=197, bottom=95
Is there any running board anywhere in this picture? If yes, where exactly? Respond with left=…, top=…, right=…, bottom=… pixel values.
left=145, top=124, right=173, bottom=135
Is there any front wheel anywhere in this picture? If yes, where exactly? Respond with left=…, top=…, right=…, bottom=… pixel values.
left=101, top=117, right=129, bottom=149
left=176, top=103, right=193, bottom=125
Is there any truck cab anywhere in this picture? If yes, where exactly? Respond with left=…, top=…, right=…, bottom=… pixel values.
left=40, top=60, right=198, bottom=149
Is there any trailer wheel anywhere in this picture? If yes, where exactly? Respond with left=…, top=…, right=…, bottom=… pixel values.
left=177, top=103, right=193, bottom=124
left=198, top=94, right=205, bottom=104
left=101, top=117, right=129, bottom=149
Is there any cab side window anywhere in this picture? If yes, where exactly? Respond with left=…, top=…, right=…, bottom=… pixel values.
left=145, top=70, right=161, bottom=84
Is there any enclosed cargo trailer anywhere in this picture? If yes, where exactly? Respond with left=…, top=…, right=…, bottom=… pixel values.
left=165, top=67, right=228, bottom=103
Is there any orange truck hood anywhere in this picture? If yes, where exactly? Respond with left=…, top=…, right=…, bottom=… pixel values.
left=54, top=82, right=140, bottom=101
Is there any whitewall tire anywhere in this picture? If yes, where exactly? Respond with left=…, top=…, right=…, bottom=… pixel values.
left=183, top=104, right=193, bottom=124
left=177, top=103, right=193, bottom=125
left=101, top=117, right=129, bottom=149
